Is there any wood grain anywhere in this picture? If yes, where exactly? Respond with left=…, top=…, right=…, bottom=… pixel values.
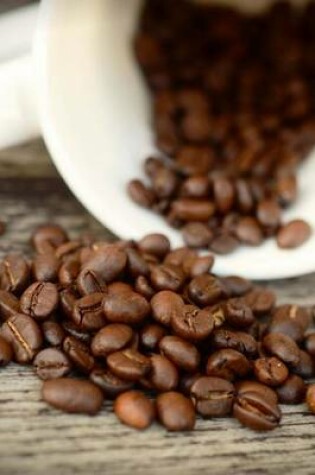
left=0, top=140, right=315, bottom=475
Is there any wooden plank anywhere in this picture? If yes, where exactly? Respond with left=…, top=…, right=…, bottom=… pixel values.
left=0, top=140, right=314, bottom=475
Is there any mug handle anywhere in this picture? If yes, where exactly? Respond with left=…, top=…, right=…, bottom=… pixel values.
left=0, top=4, right=39, bottom=149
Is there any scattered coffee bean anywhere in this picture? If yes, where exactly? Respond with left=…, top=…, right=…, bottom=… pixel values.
left=91, top=324, right=134, bottom=357
left=32, top=224, right=68, bottom=254
left=277, top=220, right=311, bottom=249
left=233, top=391, right=281, bottom=431
left=156, top=392, right=195, bottom=431
left=276, top=375, right=306, bottom=404
left=0, top=290, right=20, bottom=320
left=90, top=368, right=133, bottom=398
left=32, top=253, right=59, bottom=282
left=0, top=254, right=30, bottom=294
left=33, top=348, right=72, bottom=380
left=206, top=349, right=251, bottom=381
left=107, top=349, right=151, bottom=382
left=114, top=390, right=155, bottom=430
left=159, top=335, right=200, bottom=372
left=171, top=305, right=214, bottom=341
left=63, top=336, right=95, bottom=373
left=254, top=357, right=289, bottom=387
left=191, top=376, right=234, bottom=417
left=262, top=333, right=300, bottom=367
left=20, top=282, right=58, bottom=320
left=72, top=293, right=106, bottom=331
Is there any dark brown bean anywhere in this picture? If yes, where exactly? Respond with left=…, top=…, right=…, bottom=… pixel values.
left=191, top=376, right=235, bottom=417
left=82, top=245, right=127, bottom=283
left=233, top=391, right=281, bottom=431
left=32, top=253, right=59, bottom=282
left=140, top=324, right=166, bottom=351
left=159, top=335, right=200, bottom=372
left=293, top=350, right=314, bottom=378
left=221, top=276, right=253, bottom=297
left=89, top=368, right=133, bottom=398
left=138, top=234, right=171, bottom=259
left=63, top=336, right=94, bottom=373
left=72, top=293, right=106, bottom=331
left=125, top=248, right=149, bottom=278
left=182, top=223, right=213, bottom=248
left=171, top=305, right=214, bottom=341
left=150, top=264, right=185, bottom=292
left=0, top=313, right=42, bottom=363
left=188, top=274, right=225, bottom=307
left=156, top=392, right=196, bottom=431
left=103, top=290, right=150, bottom=325
left=20, top=282, right=58, bottom=320
left=212, top=329, right=257, bottom=357
left=0, top=290, right=20, bottom=320
left=206, top=349, right=251, bottom=381
left=184, top=255, right=214, bottom=278
left=58, top=260, right=81, bottom=287
left=213, top=177, right=235, bottom=214
left=225, top=299, right=254, bottom=328
left=175, top=146, right=214, bottom=176
left=235, top=380, right=278, bottom=405
left=262, top=333, right=300, bottom=367
left=114, top=391, right=155, bottom=430
left=180, top=176, right=210, bottom=199
left=0, top=254, right=30, bottom=294
left=55, top=241, right=82, bottom=261
left=59, top=288, right=77, bottom=319
left=76, top=268, right=107, bottom=296
left=107, top=349, right=151, bottom=381
left=253, top=357, right=289, bottom=387
left=33, top=348, right=72, bottom=380
left=235, top=217, right=263, bottom=246
left=268, top=311, right=305, bottom=343
left=276, top=174, right=297, bottom=207
left=134, top=275, right=155, bottom=299
left=42, top=378, right=103, bottom=414
left=277, top=220, right=311, bottom=249
left=62, top=320, right=91, bottom=345
left=209, top=232, right=240, bottom=255
left=171, top=199, right=215, bottom=222
left=256, top=199, right=281, bottom=228
left=146, top=354, right=179, bottom=392
left=151, top=290, right=184, bottom=327
left=243, top=288, right=276, bottom=316
left=91, top=324, right=134, bottom=357
left=0, top=335, right=13, bottom=366
left=32, top=224, right=68, bottom=254
left=276, top=374, right=306, bottom=404
left=127, top=179, right=156, bottom=208
left=41, top=320, right=65, bottom=347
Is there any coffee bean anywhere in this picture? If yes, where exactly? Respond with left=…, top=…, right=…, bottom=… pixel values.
left=72, top=293, right=106, bottom=331
left=41, top=320, right=65, bottom=347
left=0, top=290, right=20, bottom=320
left=63, top=336, right=95, bottom=373
left=175, top=146, right=214, bottom=176
left=128, top=179, right=156, bottom=208
left=107, top=349, right=151, bottom=381
left=0, top=254, right=30, bottom=294
left=103, top=290, right=149, bottom=325
left=55, top=241, right=82, bottom=261
left=180, top=176, right=210, bottom=199
left=76, top=268, right=107, bottom=296
left=243, top=288, right=276, bottom=316
left=33, top=348, right=72, bottom=380
left=60, top=288, right=77, bottom=319
left=277, top=220, right=311, bottom=249
left=212, top=329, right=257, bottom=357
left=0, top=314, right=42, bottom=363
left=209, top=232, right=240, bottom=255
left=156, top=391, right=196, bottom=431
left=184, top=255, right=214, bottom=278
left=235, top=217, right=263, bottom=246
left=171, top=199, right=215, bottom=222
left=188, top=275, right=225, bottom=307
left=91, top=324, right=134, bottom=357
left=256, top=199, right=281, bottom=228
left=90, top=368, right=133, bottom=398
left=171, top=305, right=214, bottom=341
left=225, top=299, right=254, bottom=328
left=236, top=380, right=279, bottom=405
left=268, top=311, right=305, bottom=343
left=42, top=378, right=103, bottom=414
left=213, top=177, right=235, bottom=214
left=276, top=374, right=306, bottom=404
left=58, top=260, right=81, bottom=287
left=293, top=350, right=314, bottom=378
left=32, top=253, right=59, bottom=282
left=235, top=179, right=254, bottom=214
left=206, top=348, right=251, bottom=381
left=140, top=324, right=166, bottom=351
left=253, top=357, right=289, bottom=387
left=233, top=391, right=281, bottom=431
left=20, top=282, right=58, bottom=320
left=115, top=391, right=155, bottom=430
left=191, top=376, right=234, bottom=417
left=151, top=290, right=184, bottom=327
left=138, top=234, right=171, bottom=259
left=146, top=354, right=179, bottom=392
left=150, top=264, right=185, bottom=292
left=306, top=384, right=315, bottom=414
left=221, top=276, right=253, bottom=297
left=125, top=248, right=149, bottom=278
left=83, top=245, right=127, bottom=283
left=262, top=333, right=300, bottom=367
left=32, top=224, right=68, bottom=254
left=164, top=247, right=196, bottom=267
left=276, top=174, right=297, bottom=207
left=159, top=335, right=200, bottom=372
left=62, top=320, right=91, bottom=345
left=0, top=335, right=13, bottom=366
left=182, top=223, right=213, bottom=248
left=134, top=275, right=155, bottom=299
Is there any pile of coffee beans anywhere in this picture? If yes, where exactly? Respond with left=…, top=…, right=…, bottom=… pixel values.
left=1, top=223, right=315, bottom=431
left=128, top=0, right=315, bottom=254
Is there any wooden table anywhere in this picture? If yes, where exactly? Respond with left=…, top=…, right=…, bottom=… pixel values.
left=0, top=141, right=315, bottom=475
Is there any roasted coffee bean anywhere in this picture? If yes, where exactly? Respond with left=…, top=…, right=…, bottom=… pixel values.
left=138, top=233, right=170, bottom=259
left=156, top=391, right=196, bottom=431
left=180, top=176, right=210, bottom=199
left=0, top=335, right=13, bottom=366
left=55, top=241, right=82, bottom=261
left=206, top=349, right=251, bottom=381
left=20, top=282, right=58, bottom=320
left=212, top=329, right=257, bottom=357
left=33, top=348, right=72, bottom=380
left=63, top=336, right=94, bottom=373
left=213, top=177, right=235, bottom=214
left=144, top=156, right=164, bottom=179
left=235, top=217, right=263, bottom=246
left=236, top=380, right=279, bottom=405
left=60, top=288, right=77, bottom=319
left=235, top=179, right=254, bottom=214
left=76, top=268, right=107, bottom=296
left=305, top=333, right=315, bottom=357
left=90, top=368, right=133, bottom=398
left=107, top=349, right=151, bottom=381
left=256, top=199, right=281, bottom=228
left=276, top=174, right=297, bottom=207
left=233, top=391, right=281, bottom=431
left=128, top=179, right=156, bottom=208
left=0, top=314, right=42, bottom=363
left=221, top=276, right=253, bottom=297
left=140, top=324, right=166, bottom=351
left=276, top=375, right=306, bottom=404
left=254, top=357, right=289, bottom=387
left=0, top=290, right=20, bottom=320
left=171, top=305, right=214, bottom=341
left=182, top=223, right=213, bottom=248
left=145, top=354, right=179, bottom=392
left=42, top=378, right=103, bottom=414
left=41, top=320, right=65, bottom=347
left=205, top=304, right=226, bottom=328
left=32, top=253, right=59, bottom=282
left=151, top=290, right=184, bottom=327
left=274, top=305, right=311, bottom=333
left=277, top=220, right=311, bottom=249
left=159, top=335, right=200, bottom=372
left=91, top=324, right=134, bottom=357
left=243, top=288, right=276, bottom=316
left=293, top=350, right=314, bottom=378
left=306, top=385, right=315, bottom=414
left=188, top=275, right=224, bottom=307
left=58, top=260, right=81, bottom=287
left=72, top=293, right=106, bottom=331
left=175, top=146, right=214, bottom=176
left=150, top=264, right=185, bottom=292
left=62, top=320, right=91, bottom=344
left=103, top=290, right=149, bottom=325
left=82, top=245, right=127, bottom=283
left=0, top=254, right=30, bottom=294
left=191, top=376, right=234, bottom=417
left=171, top=199, right=215, bottom=222
left=125, top=248, right=149, bottom=278
left=164, top=247, right=196, bottom=267
left=114, top=390, right=155, bottom=430
left=32, top=224, right=68, bottom=254
left=134, top=275, right=155, bottom=299
left=268, top=311, right=305, bottom=343
left=225, top=299, right=254, bottom=328
left=209, top=232, right=240, bottom=255
left=262, top=333, right=300, bottom=367
left=184, top=255, right=214, bottom=278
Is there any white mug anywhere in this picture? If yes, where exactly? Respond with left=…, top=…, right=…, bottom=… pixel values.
left=2, top=0, right=315, bottom=280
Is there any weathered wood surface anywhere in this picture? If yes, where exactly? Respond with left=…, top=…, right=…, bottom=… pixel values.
left=0, top=140, right=315, bottom=475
